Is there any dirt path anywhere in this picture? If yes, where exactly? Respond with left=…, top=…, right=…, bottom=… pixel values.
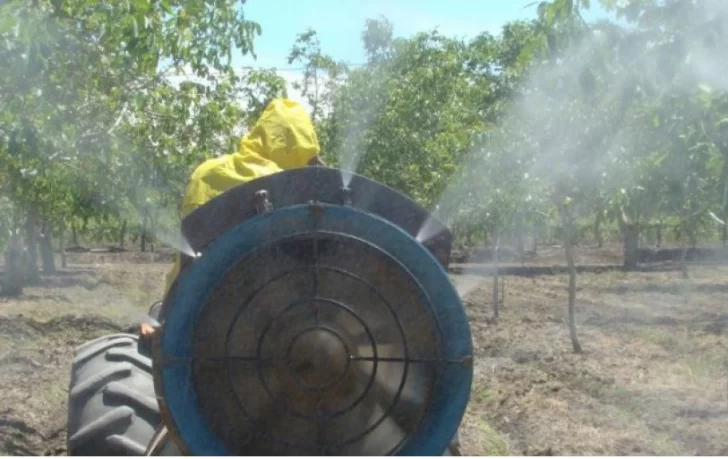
left=1, top=253, right=727, bottom=455
left=461, top=267, right=728, bottom=455
left=0, top=316, right=126, bottom=455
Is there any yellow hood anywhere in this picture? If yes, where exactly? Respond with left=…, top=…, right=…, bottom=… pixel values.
left=166, top=99, right=319, bottom=296
left=180, top=98, right=320, bottom=217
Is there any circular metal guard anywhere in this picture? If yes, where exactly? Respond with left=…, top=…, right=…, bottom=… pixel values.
left=156, top=204, right=472, bottom=456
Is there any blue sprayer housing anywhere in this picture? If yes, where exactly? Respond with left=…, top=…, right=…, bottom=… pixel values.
left=155, top=170, right=473, bottom=456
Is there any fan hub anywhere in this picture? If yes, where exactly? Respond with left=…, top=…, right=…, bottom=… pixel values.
left=287, top=327, right=349, bottom=390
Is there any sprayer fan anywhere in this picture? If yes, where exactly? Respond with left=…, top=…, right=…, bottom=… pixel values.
left=156, top=203, right=472, bottom=456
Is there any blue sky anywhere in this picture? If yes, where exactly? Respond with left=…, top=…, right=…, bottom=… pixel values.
left=234, top=0, right=614, bottom=70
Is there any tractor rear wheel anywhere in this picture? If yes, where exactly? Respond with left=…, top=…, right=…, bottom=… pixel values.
left=66, top=333, right=161, bottom=455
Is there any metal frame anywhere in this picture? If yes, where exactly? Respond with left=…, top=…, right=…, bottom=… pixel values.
left=160, top=167, right=453, bottom=327
left=179, top=167, right=452, bottom=266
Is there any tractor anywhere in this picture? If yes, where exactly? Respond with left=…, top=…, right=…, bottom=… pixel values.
left=65, top=167, right=473, bottom=455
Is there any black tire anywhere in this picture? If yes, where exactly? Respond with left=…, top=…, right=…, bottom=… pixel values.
left=67, top=333, right=161, bottom=456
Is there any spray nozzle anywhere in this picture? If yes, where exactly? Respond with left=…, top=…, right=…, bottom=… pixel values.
left=139, top=313, right=161, bottom=329
left=254, top=189, right=273, bottom=213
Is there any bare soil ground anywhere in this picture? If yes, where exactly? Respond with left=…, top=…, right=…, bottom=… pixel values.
left=0, top=246, right=726, bottom=455
left=459, top=246, right=728, bottom=456
left=0, top=261, right=167, bottom=455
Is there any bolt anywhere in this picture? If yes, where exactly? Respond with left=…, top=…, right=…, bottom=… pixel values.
left=309, top=201, right=324, bottom=219
left=459, top=355, right=474, bottom=368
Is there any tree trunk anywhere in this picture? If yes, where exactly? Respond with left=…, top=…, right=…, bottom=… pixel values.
left=593, top=211, right=604, bottom=248
left=150, top=212, right=156, bottom=253
left=622, top=224, right=640, bottom=270
left=24, top=208, right=40, bottom=284
left=119, top=219, right=127, bottom=249
left=514, top=230, right=524, bottom=260
left=681, top=174, right=695, bottom=279
left=680, top=218, right=690, bottom=280
left=680, top=244, right=689, bottom=279
left=71, top=221, right=79, bottom=247
left=141, top=210, right=148, bottom=252
left=558, top=202, right=583, bottom=354
left=59, top=221, right=67, bottom=269
left=39, top=220, right=55, bottom=274
left=689, top=228, right=697, bottom=250
left=1, top=231, right=24, bottom=297
left=656, top=220, right=663, bottom=248
left=721, top=164, right=728, bottom=249
left=500, top=271, right=505, bottom=311
left=492, top=234, right=500, bottom=323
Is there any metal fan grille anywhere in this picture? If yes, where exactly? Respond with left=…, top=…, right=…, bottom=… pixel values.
left=188, top=232, right=444, bottom=455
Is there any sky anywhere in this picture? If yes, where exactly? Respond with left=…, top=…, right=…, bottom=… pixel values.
left=226, top=0, right=615, bottom=105
left=233, top=0, right=614, bottom=69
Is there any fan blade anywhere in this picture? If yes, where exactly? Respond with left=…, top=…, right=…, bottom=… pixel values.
left=347, top=325, right=400, bottom=347
left=350, top=345, right=429, bottom=433
left=343, top=400, right=407, bottom=455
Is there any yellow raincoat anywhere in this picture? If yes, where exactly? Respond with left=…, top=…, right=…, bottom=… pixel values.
left=164, top=99, right=320, bottom=294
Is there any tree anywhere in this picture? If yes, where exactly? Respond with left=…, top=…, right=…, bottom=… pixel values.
left=288, top=29, right=347, bottom=124
left=0, top=0, right=264, bottom=271
left=505, top=0, right=606, bottom=353
left=325, top=22, right=486, bottom=208
left=600, top=0, right=728, bottom=271
left=239, top=69, right=290, bottom=127
left=1, top=227, right=24, bottom=297
left=442, top=123, right=548, bottom=321
left=287, top=29, right=347, bottom=162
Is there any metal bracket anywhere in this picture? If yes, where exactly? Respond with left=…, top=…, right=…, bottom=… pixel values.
left=340, top=186, right=352, bottom=206
left=254, top=189, right=273, bottom=214
left=308, top=200, right=325, bottom=221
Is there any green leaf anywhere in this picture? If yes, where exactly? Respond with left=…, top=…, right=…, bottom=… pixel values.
left=161, top=0, right=172, bottom=14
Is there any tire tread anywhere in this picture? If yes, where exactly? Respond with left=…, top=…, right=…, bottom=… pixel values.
left=67, top=334, right=160, bottom=456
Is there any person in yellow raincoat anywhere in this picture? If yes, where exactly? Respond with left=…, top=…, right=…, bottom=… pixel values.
left=141, top=98, right=324, bottom=337
left=179, top=98, right=324, bottom=218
